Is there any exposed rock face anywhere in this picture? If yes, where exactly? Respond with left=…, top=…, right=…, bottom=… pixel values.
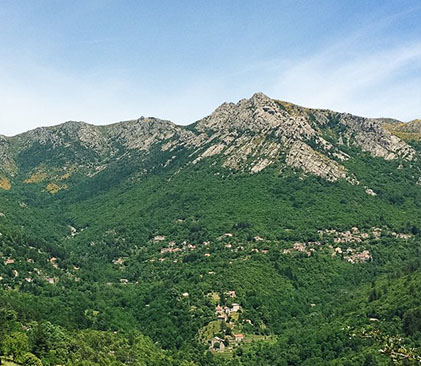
left=0, top=136, right=16, bottom=175
left=16, top=121, right=107, bottom=151
left=103, top=117, right=188, bottom=151
left=174, top=93, right=415, bottom=179
left=0, top=93, right=417, bottom=186
left=342, top=116, right=415, bottom=160
left=196, top=93, right=316, bottom=140
left=286, top=141, right=347, bottom=182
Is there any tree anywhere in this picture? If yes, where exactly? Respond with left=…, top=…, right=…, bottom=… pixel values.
left=403, top=308, right=421, bottom=336
left=2, top=332, right=29, bottom=361
left=21, top=352, right=43, bottom=366
left=0, top=309, right=18, bottom=338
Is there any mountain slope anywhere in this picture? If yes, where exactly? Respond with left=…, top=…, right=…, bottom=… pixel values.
left=0, top=93, right=420, bottom=365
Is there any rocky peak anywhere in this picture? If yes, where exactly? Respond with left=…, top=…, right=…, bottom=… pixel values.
left=0, top=93, right=418, bottom=189
left=186, top=93, right=417, bottom=181
left=196, top=93, right=316, bottom=142
left=103, top=117, right=185, bottom=151
left=14, top=120, right=105, bottom=149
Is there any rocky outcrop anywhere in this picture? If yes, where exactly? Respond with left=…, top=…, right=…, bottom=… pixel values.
left=196, top=93, right=316, bottom=140
left=340, top=115, right=415, bottom=160
left=103, top=117, right=191, bottom=151
left=0, top=135, right=16, bottom=176
left=15, top=121, right=107, bottom=151
left=286, top=141, right=347, bottom=182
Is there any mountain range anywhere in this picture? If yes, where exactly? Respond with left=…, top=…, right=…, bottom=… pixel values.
left=1, top=93, right=420, bottom=190
left=0, top=93, right=420, bottom=366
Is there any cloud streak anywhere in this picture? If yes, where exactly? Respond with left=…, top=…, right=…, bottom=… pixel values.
left=266, top=41, right=421, bottom=121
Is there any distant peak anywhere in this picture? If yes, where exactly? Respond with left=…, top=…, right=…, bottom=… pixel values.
left=57, top=121, right=91, bottom=129
left=250, top=92, right=271, bottom=101
left=135, top=116, right=175, bottom=126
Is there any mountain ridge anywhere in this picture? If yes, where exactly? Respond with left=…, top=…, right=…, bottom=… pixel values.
left=2, top=92, right=418, bottom=138
left=0, top=92, right=419, bottom=191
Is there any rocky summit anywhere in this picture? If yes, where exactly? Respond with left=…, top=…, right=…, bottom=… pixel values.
left=0, top=93, right=418, bottom=191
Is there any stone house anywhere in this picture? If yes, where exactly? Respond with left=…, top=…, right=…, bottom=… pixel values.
left=210, top=337, right=225, bottom=351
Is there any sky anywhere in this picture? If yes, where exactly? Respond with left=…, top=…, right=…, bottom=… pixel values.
left=1, top=0, right=421, bottom=136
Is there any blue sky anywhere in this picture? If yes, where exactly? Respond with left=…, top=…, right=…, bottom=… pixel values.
left=1, top=0, right=421, bottom=136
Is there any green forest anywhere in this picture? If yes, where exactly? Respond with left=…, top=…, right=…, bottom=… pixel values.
left=0, top=122, right=421, bottom=365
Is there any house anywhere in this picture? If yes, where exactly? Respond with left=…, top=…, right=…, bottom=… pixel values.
left=210, top=337, right=225, bottom=351
left=231, top=303, right=240, bottom=312
left=225, top=290, right=236, bottom=298
left=234, top=334, right=244, bottom=342
left=216, top=305, right=227, bottom=321
left=153, top=235, right=166, bottom=242
left=4, top=258, right=15, bottom=265
left=112, top=257, right=125, bottom=265
left=217, top=233, right=233, bottom=241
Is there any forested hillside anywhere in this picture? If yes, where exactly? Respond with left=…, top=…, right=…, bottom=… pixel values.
left=0, top=94, right=420, bottom=365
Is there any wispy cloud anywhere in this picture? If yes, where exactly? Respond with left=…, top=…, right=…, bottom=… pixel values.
left=266, top=41, right=421, bottom=121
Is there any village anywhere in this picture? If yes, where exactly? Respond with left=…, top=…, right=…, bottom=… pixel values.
left=108, top=226, right=417, bottom=285
left=0, top=225, right=414, bottom=290
left=0, top=249, right=77, bottom=288
left=200, top=290, right=248, bottom=353
left=282, top=226, right=413, bottom=264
